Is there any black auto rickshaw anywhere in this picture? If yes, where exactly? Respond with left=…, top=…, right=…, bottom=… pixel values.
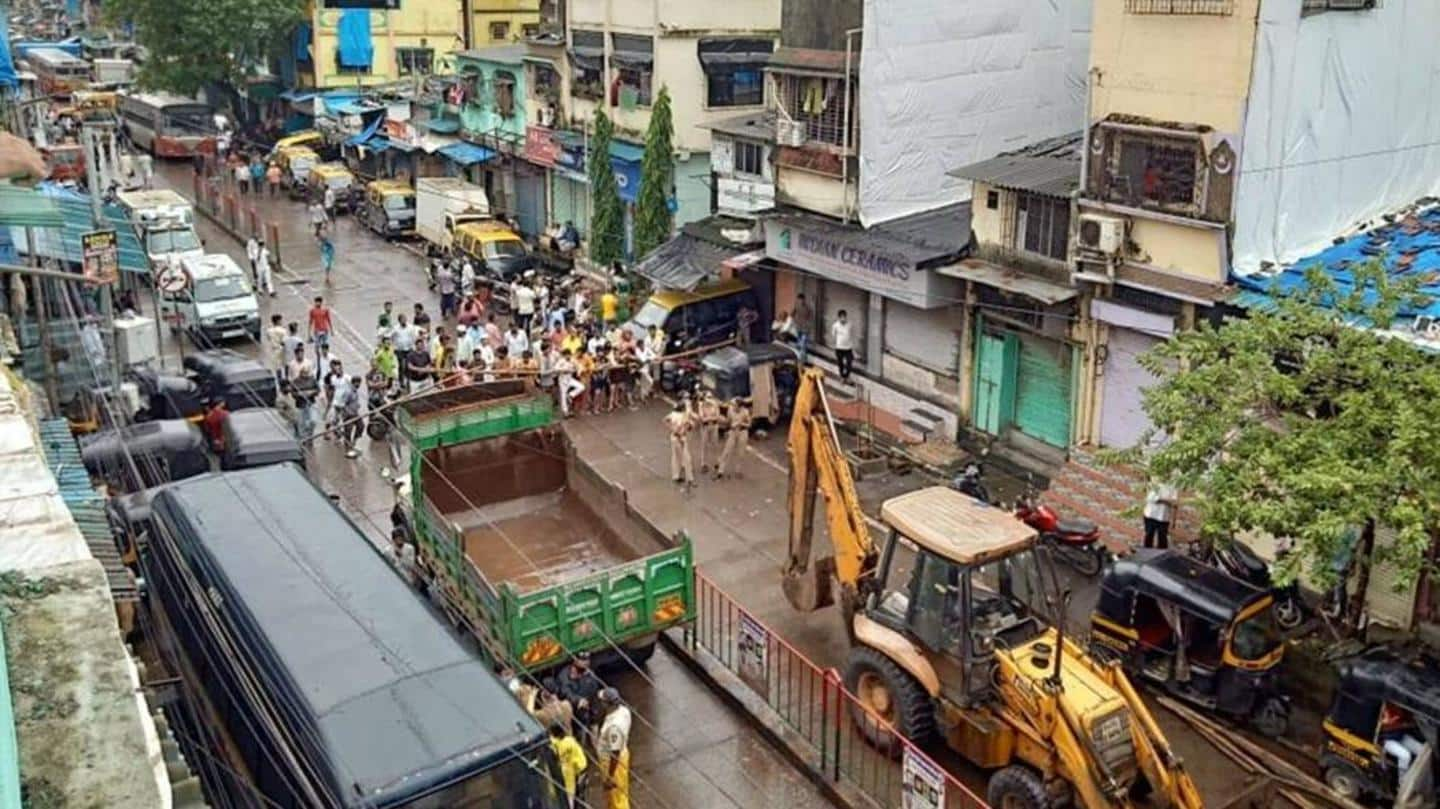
left=1320, top=652, right=1440, bottom=803
left=131, top=367, right=205, bottom=423
left=106, top=486, right=163, bottom=565
left=81, top=420, right=210, bottom=492
left=219, top=408, right=304, bottom=471
left=183, top=349, right=277, bottom=410
left=697, top=342, right=801, bottom=428
left=1090, top=549, right=1291, bottom=736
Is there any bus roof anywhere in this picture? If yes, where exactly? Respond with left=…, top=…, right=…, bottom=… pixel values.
left=26, top=47, right=86, bottom=65
left=152, top=465, right=544, bottom=807
left=121, top=91, right=208, bottom=109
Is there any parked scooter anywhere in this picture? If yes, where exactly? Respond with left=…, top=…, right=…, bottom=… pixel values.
left=1190, top=539, right=1306, bottom=630
left=1015, top=487, right=1107, bottom=576
left=948, top=464, right=1108, bottom=576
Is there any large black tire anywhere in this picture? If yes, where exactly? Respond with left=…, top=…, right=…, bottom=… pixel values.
left=987, top=765, right=1050, bottom=809
left=842, top=646, right=935, bottom=757
left=1323, top=763, right=1366, bottom=801
left=624, top=640, right=657, bottom=666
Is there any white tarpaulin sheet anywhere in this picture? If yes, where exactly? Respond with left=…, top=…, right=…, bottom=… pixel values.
left=1233, top=0, right=1440, bottom=273
left=0, top=416, right=89, bottom=571
left=857, top=0, right=1091, bottom=226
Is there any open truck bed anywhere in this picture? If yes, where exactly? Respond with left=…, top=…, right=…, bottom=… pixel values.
left=399, top=382, right=695, bottom=672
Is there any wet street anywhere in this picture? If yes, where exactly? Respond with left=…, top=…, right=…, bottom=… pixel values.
left=148, top=159, right=838, bottom=809
left=147, top=158, right=1285, bottom=808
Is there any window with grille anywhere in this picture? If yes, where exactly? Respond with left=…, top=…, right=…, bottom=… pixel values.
left=733, top=140, right=764, bottom=176
left=493, top=71, right=517, bottom=118
left=1015, top=193, right=1071, bottom=261
left=699, top=39, right=772, bottom=108
left=613, top=34, right=654, bottom=108
left=489, top=21, right=511, bottom=41
left=570, top=30, right=604, bottom=100
left=396, top=47, right=433, bottom=77
left=1125, top=0, right=1233, bottom=13
left=1301, top=0, right=1376, bottom=13
left=775, top=74, right=850, bottom=148
left=1102, top=135, right=1201, bottom=211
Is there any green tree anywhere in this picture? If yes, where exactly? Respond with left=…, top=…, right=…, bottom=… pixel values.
left=634, top=86, right=675, bottom=258
left=106, top=0, right=304, bottom=95
left=1127, top=260, right=1440, bottom=610
left=587, top=109, right=625, bottom=267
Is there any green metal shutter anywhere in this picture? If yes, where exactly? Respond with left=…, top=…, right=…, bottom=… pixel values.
left=1014, top=334, right=1072, bottom=448
left=972, top=316, right=1017, bottom=436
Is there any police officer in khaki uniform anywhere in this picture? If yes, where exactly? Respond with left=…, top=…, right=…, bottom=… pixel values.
left=664, top=397, right=694, bottom=486
left=695, top=389, right=722, bottom=473
left=716, top=397, right=752, bottom=479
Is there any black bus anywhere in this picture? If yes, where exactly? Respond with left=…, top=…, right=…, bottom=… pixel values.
left=142, top=463, right=563, bottom=808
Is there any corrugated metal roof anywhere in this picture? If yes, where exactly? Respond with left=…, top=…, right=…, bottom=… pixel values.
left=871, top=201, right=973, bottom=256
left=10, top=185, right=149, bottom=274
left=948, top=132, right=1083, bottom=197
left=37, top=419, right=136, bottom=601
left=633, top=232, right=740, bottom=291
left=0, top=186, right=63, bottom=229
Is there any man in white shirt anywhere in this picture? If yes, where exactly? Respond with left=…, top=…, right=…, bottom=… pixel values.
left=245, top=234, right=261, bottom=282
left=513, top=282, right=537, bottom=331
left=255, top=239, right=275, bottom=296
left=830, top=309, right=855, bottom=382
left=265, top=314, right=287, bottom=374
left=505, top=325, right=529, bottom=358
left=309, top=200, right=328, bottom=237
left=322, top=184, right=337, bottom=218
left=460, top=259, right=476, bottom=296
left=1143, top=483, right=1179, bottom=549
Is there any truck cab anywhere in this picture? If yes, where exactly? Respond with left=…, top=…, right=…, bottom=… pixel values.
left=415, top=177, right=491, bottom=256
left=454, top=220, right=533, bottom=282
left=362, top=179, right=416, bottom=238
left=163, top=254, right=260, bottom=346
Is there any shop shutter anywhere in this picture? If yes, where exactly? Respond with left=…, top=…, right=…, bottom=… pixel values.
left=514, top=170, right=544, bottom=239
left=1014, top=333, right=1072, bottom=448
left=884, top=300, right=961, bottom=375
left=1099, top=326, right=1162, bottom=448
left=551, top=174, right=590, bottom=239
left=1365, top=524, right=1417, bottom=631
left=821, top=280, right=867, bottom=358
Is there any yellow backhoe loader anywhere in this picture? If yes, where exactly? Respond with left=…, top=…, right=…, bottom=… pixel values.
left=782, top=367, right=1204, bottom=809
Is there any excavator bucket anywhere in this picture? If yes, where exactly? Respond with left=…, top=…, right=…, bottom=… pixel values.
left=783, top=555, right=837, bottom=612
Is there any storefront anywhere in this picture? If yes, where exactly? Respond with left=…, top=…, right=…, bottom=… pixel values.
left=1093, top=299, right=1173, bottom=449
left=524, top=124, right=643, bottom=255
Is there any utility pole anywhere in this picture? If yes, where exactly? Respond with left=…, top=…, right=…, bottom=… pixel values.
left=80, top=120, right=121, bottom=390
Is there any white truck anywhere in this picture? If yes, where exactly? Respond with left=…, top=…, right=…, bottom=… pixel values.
left=415, top=177, right=491, bottom=256
left=161, top=254, right=261, bottom=345
left=117, top=189, right=204, bottom=272
left=91, top=58, right=135, bottom=87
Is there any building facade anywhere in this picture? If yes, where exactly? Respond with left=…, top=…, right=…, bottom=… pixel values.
left=518, top=0, right=782, bottom=251
left=299, top=0, right=462, bottom=89
left=466, top=0, right=542, bottom=48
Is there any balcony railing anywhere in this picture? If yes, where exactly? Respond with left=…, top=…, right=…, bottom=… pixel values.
left=1125, top=0, right=1234, bottom=13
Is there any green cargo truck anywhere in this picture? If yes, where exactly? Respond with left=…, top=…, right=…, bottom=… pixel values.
left=397, top=380, right=695, bottom=672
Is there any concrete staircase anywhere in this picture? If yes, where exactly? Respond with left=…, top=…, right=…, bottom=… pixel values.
left=1042, top=448, right=1200, bottom=552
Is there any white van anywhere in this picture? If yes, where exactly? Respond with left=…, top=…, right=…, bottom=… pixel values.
left=118, top=189, right=204, bottom=270
left=162, top=254, right=260, bottom=345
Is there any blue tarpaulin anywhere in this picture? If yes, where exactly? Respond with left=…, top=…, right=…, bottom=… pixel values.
left=0, top=16, right=18, bottom=90
left=293, top=23, right=312, bottom=63
left=345, top=115, right=384, bottom=146
left=336, top=10, right=374, bottom=69
left=438, top=142, right=497, bottom=166
left=10, top=185, right=150, bottom=274
left=1234, top=205, right=1440, bottom=320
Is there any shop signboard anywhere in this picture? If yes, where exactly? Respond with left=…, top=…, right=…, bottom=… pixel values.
left=763, top=217, right=959, bottom=309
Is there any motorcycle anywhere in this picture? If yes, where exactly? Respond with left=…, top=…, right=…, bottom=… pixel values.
left=1190, top=540, right=1306, bottom=630
left=1014, top=487, right=1107, bottom=577
left=952, top=462, right=990, bottom=504
left=366, top=384, right=393, bottom=441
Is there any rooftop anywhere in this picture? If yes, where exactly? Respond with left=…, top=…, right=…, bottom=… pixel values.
left=948, top=132, right=1084, bottom=198
left=1232, top=201, right=1440, bottom=330
left=767, top=47, right=854, bottom=76
left=704, top=110, right=777, bottom=141
left=454, top=44, right=529, bottom=65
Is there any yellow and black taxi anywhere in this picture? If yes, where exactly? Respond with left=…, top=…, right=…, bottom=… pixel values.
left=1090, top=549, right=1291, bottom=737
left=1321, top=652, right=1440, bottom=803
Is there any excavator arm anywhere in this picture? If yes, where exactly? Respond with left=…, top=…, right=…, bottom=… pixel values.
left=782, top=368, right=877, bottom=614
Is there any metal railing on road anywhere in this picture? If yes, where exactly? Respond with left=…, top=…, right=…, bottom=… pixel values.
left=684, top=571, right=990, bottom=809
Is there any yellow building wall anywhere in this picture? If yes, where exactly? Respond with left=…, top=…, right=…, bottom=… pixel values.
left=471, top=0, right=541, bottom=47
left=1088, top=0, right=1261, bottom=133
left=310, top=0, right=463, bottom=88
left=1129, top=218, right=1226, bottom=283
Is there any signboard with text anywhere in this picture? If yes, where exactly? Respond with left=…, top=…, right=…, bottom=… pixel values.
left=763, top=218, right=958, bottom=309
left=81, top=229, right=119, bottom=286
left=901, top=748, right=944, bottom=809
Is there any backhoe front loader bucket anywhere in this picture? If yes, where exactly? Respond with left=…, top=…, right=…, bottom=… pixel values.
left=783, top=555, right=837, bottom=612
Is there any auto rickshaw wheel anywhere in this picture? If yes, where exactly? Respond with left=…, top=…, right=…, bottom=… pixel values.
left=1251, top=696, right=1290, bottom=737
left=843, top=646, right=935, bottom=756
left=1323, top=763, right=1365, bottom=801
left=1274, top=597, right=1304, bottom=630
left=986, top=766, right=1050, bottom=809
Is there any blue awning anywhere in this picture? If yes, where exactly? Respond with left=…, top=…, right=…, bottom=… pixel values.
left=327, top=99, right=381, bottom=117
left=337, top=9, right=374, bottom=69
left=345, top=115, right=384, bottom=146
left=377, top=137, right=417, bottom=153
left=438, top=142, right=497, bottom=166
left=279, top=89, right=317, bottom=102
left=11, top=185, right=149, bottom=274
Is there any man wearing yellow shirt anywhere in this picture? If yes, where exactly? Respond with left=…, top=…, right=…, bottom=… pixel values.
left=548, top=723, right=587, bottom=808
left=600, top=287, right=620, bottom=326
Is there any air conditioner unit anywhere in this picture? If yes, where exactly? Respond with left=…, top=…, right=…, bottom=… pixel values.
left=1077, top=213, right=1125, bottom=256
left=776, top=119, right=805, bottom=148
